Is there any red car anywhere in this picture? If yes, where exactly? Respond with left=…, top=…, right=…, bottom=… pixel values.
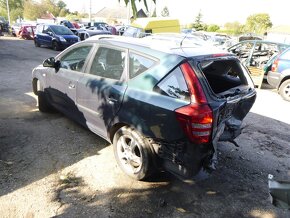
left=18, top=25, right=36, bottom=40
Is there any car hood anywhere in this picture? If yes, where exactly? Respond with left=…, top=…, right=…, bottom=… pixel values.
left=61, top=35, right=79, bottom=40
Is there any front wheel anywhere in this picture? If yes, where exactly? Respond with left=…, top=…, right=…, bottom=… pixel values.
left=38, top=91, right=54, bottom=112
left=34, top=39, right=40, bottom=47
left=113, top=127, right=155, bottom=180
left=52, top=41, right=60, bottom=51
left=279, top=79, right=290, bottom=101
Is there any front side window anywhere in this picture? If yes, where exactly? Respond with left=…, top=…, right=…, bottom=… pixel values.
left=155, top=67, right=190, bottom=101
left=42, top=25, right=50, bottom=34
left=59, top=46, right=92, bottom=72
left=36, top=25, right=43, bottom=33
left=89, top=47, right=125, bottom=80
left=129, top=53, right=156, bottom=78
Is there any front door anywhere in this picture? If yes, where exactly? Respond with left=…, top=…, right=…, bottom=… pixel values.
left=47, top=44, right=94, bottom=118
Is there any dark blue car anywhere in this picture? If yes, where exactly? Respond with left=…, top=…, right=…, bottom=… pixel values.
left=32, top=35, right=256, bottom=180
left=34, top=24, right=79, bottom=51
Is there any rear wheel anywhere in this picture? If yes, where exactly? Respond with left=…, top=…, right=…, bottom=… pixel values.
left=52, top=41, right=60, bottom=51
left=113, top=126, right=154, bottom=180
left=279, top=79, right=290, bottom=102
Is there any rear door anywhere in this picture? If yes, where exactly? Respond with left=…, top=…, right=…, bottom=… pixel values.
left=76, top=45, right=127, bottom=138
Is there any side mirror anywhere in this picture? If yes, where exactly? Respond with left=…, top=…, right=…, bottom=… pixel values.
left=47, top=31, right=53, bottom=36
left=43, top=57, right=60, bottom=71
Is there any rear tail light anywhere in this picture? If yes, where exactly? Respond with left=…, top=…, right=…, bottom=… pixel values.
left=175, top=104, right=213, bottom=144
left=175, top=62, right=213, bottom=144
left=271, top=59, right=279, bottom=72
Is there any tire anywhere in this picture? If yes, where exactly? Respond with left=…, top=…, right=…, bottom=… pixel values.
left=34, top=39, right=40, bottom=47
left=279, top=79, right=290, bottom=102
left=52, top=41, right=60, bottom=51
left=38, top=91, right=54, bottom=112
left=113, top=126, right=154, bottom=180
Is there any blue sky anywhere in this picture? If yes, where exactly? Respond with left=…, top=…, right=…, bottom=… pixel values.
left=63, top=0, right=288, bottom=26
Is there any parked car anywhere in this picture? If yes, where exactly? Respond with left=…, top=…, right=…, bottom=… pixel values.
left=32, top=35, right=256, bottom=180
left=77, top=26, right=111, bottom=40
left=11, top=23, right=25, bottom=36
left=60, top=20, right=79, bottom=36
left=17, top=25, right=36, bottom=40
left=267, top=47, right=290, bottom=101
left=115, top=25, right=128, bottom=36
left=88, top=22, right=116, bottom=35
left=0, top=16, right=9, bottom=35
left=34, top=24, right=80, bottom=51
left=145, top=33, right=213, bottom=47
left=228, top=40, right=290, bottom=88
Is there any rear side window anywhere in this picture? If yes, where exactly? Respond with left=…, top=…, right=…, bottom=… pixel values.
left=89, top=47, right=126, bottom=80
left=129, top=53, right=156, bottom=78
left=154, top=67, right=190, bottom=101
left=198, top=59, right=250, bottom=94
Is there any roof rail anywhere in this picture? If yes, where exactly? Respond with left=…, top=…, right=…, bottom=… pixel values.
left=85, top=35, right=122, bottom=41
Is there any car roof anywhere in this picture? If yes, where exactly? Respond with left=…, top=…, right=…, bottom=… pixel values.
left=85, top=35, right=232, bottom=58
left=234, top=40, right=289, bottom=45
left=38, top=24, right=65, bottom=27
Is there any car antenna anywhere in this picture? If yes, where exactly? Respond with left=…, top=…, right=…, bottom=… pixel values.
left=180, top=34, right=187, bottom=48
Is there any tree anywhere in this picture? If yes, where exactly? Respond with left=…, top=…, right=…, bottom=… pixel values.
left=23, top=0, right=46, bottom=21
left=41, top=0, right=60, bottom=17
left=245, top=13, right=272, bottom=34
left=192, top=11, right=205, bottom=31
left=161, top=6, right=169, bottom=17
left=224, top=21, right=245, bottom=35
left=59, top=8, right=68, bottom=17
left=151, top=7, right=156, bottom=17
left=119, top=0, right=156, bottom=19
left=57, top=0, right=66, bottom=10
left=206, top=24, right=220, bottom=32
left=0, top=0, right=24, bottom=22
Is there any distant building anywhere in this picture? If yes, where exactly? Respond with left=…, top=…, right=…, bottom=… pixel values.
left=93, top=6, right=128, bottom=25
left=267, top=26, right=290, bottom=44
left=37, top=12, right=56, bottom=24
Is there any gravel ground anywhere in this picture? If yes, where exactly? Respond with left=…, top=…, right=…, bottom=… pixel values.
left=0, top=36, right=289, bottom=218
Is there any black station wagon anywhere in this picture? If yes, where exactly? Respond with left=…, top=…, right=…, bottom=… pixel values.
left=32, top=35, right=256, bottom=180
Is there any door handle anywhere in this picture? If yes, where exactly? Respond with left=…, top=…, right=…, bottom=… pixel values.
left=107, top=96, right=118, bottom=104
left=68, top=82, right=75, bottom=89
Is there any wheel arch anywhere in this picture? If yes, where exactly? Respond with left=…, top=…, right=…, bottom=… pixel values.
left=279, top=75, right=290, bottom=88
left=32, top=78, right=39, bottom=95
left=109, top=122, right=128, bottom=143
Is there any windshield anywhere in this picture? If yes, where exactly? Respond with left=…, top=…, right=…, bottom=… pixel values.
left=123, top=26, right=143, bottom=38
left=51, top=26, right=73, bottom=35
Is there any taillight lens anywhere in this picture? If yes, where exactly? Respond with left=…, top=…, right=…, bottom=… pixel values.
left=271, top=60, right=279, bottom=72
left=175, top=104, right=213, bottom=144
left=175, top=62, right=213, bottom=144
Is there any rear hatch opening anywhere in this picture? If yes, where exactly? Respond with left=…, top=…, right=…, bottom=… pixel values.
left=196, top=58, right=255, bottom=98
left=193, top=57, right=256, bottom=139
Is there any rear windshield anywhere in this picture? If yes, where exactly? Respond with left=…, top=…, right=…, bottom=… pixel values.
left=196, top=59, right=252, bottom=95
